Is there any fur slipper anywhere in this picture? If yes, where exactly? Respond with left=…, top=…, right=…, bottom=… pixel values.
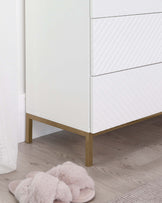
left=27, top=162, right=95, bottom=203
left=9, top=172, right=72, bottom=203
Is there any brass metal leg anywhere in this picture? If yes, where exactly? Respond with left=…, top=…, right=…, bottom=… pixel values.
left=85, top=133, right=93, bottom=166
left=25, top=114, right=33, bottom=143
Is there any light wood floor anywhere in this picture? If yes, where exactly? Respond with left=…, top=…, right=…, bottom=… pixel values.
left=0, top=115, right=162, bottom=203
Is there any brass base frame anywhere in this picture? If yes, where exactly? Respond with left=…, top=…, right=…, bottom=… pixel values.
left=26, top=112, right=162, bottom=167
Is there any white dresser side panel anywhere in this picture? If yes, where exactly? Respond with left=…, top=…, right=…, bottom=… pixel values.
left=91, top=0, right=162, bottom=18
left=26, top=0, right=90, bottom=132
left=91, top=64, right=162, bottom=133
left=92, top=14, right=162, bottom=76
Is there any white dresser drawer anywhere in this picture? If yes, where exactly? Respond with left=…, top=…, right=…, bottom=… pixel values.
left=91, top=14, right=162, bottom=76
left=91, top=64, right=162, bottom=133
left=91, top=0, right=162, bottom=18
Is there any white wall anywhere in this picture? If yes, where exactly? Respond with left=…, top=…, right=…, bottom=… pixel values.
left=16, top=0, right=61, bottom=143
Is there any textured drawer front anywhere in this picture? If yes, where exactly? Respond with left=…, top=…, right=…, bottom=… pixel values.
left=91, top=0, right=162, bottom=18
left=91, top=64, right=162, bottom=133
left=92, top=14, right=162, bottom=76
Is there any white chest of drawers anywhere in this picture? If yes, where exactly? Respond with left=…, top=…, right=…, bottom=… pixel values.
left=25, top=0, right=162, bottom=166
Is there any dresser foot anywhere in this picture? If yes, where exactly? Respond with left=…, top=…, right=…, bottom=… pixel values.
left=26, top=114, right=33, bottom=143
left=85, top=134, right=93, bottom=167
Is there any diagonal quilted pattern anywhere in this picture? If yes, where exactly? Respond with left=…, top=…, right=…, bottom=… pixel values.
left=91, top=64, right=162, bottom=133
left=91, top=13, right=162, bottom=76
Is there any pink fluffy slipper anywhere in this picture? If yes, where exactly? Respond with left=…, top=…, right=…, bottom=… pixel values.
left=27, top=162, right=95, bottom=203
left=9, top=172, right=72, bottom=203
